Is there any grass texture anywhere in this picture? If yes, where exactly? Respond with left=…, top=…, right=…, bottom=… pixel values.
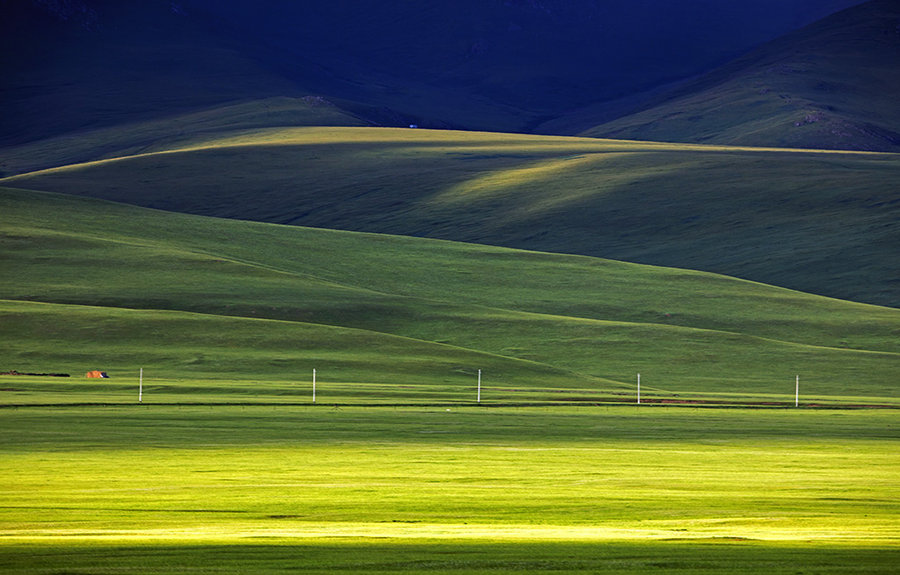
left=4, top=127, right=897, bottom=306
left=0, top=405, right=897, bottom=573
left=1, top=185, right=898, bottom=406
left=1, top=155, right=898, bottom=573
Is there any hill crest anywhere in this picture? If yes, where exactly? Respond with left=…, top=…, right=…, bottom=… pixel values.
left=1, top=0, right=870, bottom=146
left=578, top=0, right=900, bottom=152
left=5, top=128, right=898, bottom=308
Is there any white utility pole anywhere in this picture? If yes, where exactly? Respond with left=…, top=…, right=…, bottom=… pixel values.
left=795, top=375, right=799, bottom=408
left=313, top=368, right=317, bottom=403
left=139, top=368, right=143, bottom=403
left=477, top=369, right=482, bottom=403
left=637, top=373, right=641, bottom=404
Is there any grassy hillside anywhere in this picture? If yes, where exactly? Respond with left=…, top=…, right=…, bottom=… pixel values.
left=2, top=186, right=898, bottom=404
left=4, top=127, right=898, bottom=307
left=2, top=185, right=897, bottom=572
left=581, top=0, right=900, bottom=152
left=0, top=97, right=367, bottom=177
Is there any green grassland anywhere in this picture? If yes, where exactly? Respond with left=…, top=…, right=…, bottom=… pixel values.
left=2, top=165, right=898, bottom=572
left=4, top=127, right=897, bottom=307
left=2, top=184, right=898, bottom=405
left=0, top=405, right=897, bottom=573
left=3, top=4, right=897, bottom=571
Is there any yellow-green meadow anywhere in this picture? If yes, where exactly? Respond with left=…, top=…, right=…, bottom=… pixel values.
left=2, top=174, right=897, bottom=572
left=1, top=404, right=897, bottom=573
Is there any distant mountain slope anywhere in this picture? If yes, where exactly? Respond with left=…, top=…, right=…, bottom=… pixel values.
left=0, top=1, right=341, bottom=148
left=581, top=0, right=900, bottom=152
left=3, top=186, right=898, bottom=399
left=4, top=127, right=898, bottom=307
left=1, top=0, right=866, bottom=147
left=0, top=97, right=367, bottom=176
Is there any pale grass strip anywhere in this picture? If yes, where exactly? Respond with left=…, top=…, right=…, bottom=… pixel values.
left=3, top=520, right=898, bottom=544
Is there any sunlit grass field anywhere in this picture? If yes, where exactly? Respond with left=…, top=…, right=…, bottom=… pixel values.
left=1, top=184, right=897, bottom=572
left=0, top=404, right=897, bottom=573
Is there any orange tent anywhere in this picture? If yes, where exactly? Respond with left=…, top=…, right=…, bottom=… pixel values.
left=85, top=370, right=109, bottom=378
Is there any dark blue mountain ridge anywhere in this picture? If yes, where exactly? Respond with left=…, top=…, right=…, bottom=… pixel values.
left=1, top=0, right=865, bottom=144
left=576, top=0, right=900, bottom=152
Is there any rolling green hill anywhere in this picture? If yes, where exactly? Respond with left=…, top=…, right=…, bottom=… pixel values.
left=2, top=185, right=898, bottom=404
left=4, top=127, right=898, bottom=307
left=580, top=0, right=900, bottom=152
left=2, top=4, right=896, bottom=571
left=0, top=97, right=367, bottom=177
